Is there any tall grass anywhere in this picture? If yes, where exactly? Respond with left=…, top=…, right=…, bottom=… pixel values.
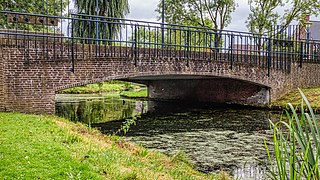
left=265, top=89, right=320, bottom=179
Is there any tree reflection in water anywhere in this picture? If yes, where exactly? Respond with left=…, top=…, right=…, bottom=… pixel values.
left=56, top=97, right=147, bottom=124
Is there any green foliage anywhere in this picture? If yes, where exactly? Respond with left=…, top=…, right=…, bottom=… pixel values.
left=121, top=171, right=138, bottom=180
left=115, top=115, right=139, bottom=135
left=97, top=82, right=103, bottom=93
left=64, top=133, right=82, bottom=145
left=265, top=89, right=320, bottom=179
left=0, top=0, right=68, bottom=31
left=283, top=0, right=320, bottom=28
left=123, top=81, right=132, bottom=91
left=171, top=151, right=194, bottom=168
left=247, top=0, right=320, bottom=35
left=131, top=24, right=218, bottom=51
left=137, top=149, right=150, bottom=157
left=120, top=89, right=147, bottom=98
left=156, top=0, right=237, bottom=30
left=73, top=0, right=129, bottom=43
left=246, top=0, right=283, bottom=35
left=131, top=27, right=162, bottom=48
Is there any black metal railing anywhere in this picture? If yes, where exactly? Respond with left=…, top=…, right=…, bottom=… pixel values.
left=0, top=10, right=319, bottom=75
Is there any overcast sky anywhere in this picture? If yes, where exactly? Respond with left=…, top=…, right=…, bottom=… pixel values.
left=127, top=0, right=318, bottom=32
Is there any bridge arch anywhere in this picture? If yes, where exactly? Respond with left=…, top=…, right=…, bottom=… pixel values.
left=54, top=72, right=272, bottom=108
left=54, top=72, right=271, bottom=92
left=122, top=74, right=271, bottom=107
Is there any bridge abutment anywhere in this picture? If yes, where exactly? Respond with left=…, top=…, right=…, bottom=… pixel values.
left=147, top=78, right=270, bottom=107
left=1, top=47, right=56, bottom=114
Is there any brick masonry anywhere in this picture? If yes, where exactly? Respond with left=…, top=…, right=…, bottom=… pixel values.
left=1, top=40, right=320, bottom=114
left=0, top=44, right=4, bottom=111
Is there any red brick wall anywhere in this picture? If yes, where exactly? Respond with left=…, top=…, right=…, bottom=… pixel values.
left=0, top=43, right=4, bottom=111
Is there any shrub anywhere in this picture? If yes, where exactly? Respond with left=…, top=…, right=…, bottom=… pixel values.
left=265, top=89, right=320, bottom=179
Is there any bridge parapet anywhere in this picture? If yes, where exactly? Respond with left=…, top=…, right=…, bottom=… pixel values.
left=2, top=12, right=318, bottom=72
left=0, top=11, right=320, bottom=113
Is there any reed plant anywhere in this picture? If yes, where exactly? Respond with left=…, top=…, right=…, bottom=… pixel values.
left=265, top=89, right=320, bottom=179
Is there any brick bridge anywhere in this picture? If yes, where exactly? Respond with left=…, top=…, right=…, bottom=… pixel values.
left=0, top=14, right=320, bottom=114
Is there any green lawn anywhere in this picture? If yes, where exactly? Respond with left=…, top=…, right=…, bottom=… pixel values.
left=0, top=113, right=224, bottom=179
left=120, top=89, right=148, bottom=98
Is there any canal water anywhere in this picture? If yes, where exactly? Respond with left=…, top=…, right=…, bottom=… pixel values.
left=56, top=94, right=281, bottom=179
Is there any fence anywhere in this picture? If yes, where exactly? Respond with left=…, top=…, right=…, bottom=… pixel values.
left=0, top=10, right=319, bottom=75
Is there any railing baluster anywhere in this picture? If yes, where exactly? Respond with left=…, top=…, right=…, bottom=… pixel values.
left=2, top=7, right=318, bottom=77
left=71, top=17, right=75, bottom=72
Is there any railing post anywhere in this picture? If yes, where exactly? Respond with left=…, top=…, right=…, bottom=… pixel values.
left=71, top=16, right=75, bottom=73
left=186, top=29, right=190, bottom=67
left=161, top=24, right=165, bottom=58
left=214, top=31, right=219, bottom=52
left=133, top=24, right=137, bottom=66
left=299, top=41, right=303, bottom=68
left=267, top=39, right=271, bottom=77
left=230, top=34, right=234, bottom=70
left=161, top=0, right=165, bottom=58
left=95, top=0, right=99, bottom=46
left=213, top=31, right=219, bottom=61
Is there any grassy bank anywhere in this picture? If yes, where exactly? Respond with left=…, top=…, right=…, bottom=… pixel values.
left=271, top=87, right=320, bottom=111
left=120, top=89, right=148, bottom=98
left=58, top=81, right=145, bottom=94
left=0, top=113, right=223, bottom=179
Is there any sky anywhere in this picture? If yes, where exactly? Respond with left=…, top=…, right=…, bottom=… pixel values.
left=127, top=0, right=319, bottom=32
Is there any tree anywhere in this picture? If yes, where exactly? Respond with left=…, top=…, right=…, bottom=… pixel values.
left=247, top=0, right=320, bottom=36
left=156, top=0, right=236, bottom=50
left=130, top=24, right=216, bottom=53
left=156, top=0, right=237, bottom=30
left=0, top=0, right=68, bottom=30
left=73, top=0, right=129, bottom=43
left=283, top=0, right=320, bottom=27
left=74, top=0, right=129, bottom=17
left=246, top=0, right=284, bottom=36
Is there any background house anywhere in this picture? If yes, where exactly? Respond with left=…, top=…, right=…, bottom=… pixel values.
left=231, top=44, right=258, bottom=55
left=296, top=15, right=320, bottom=59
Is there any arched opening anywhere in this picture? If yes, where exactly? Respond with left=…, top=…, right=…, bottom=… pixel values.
left=121, top=74, right=271, bottom=107
left=54, top=74, right=271, bottom=124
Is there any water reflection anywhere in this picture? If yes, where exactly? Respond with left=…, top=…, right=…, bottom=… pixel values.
left=56, top=94, right=279, bottom=179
